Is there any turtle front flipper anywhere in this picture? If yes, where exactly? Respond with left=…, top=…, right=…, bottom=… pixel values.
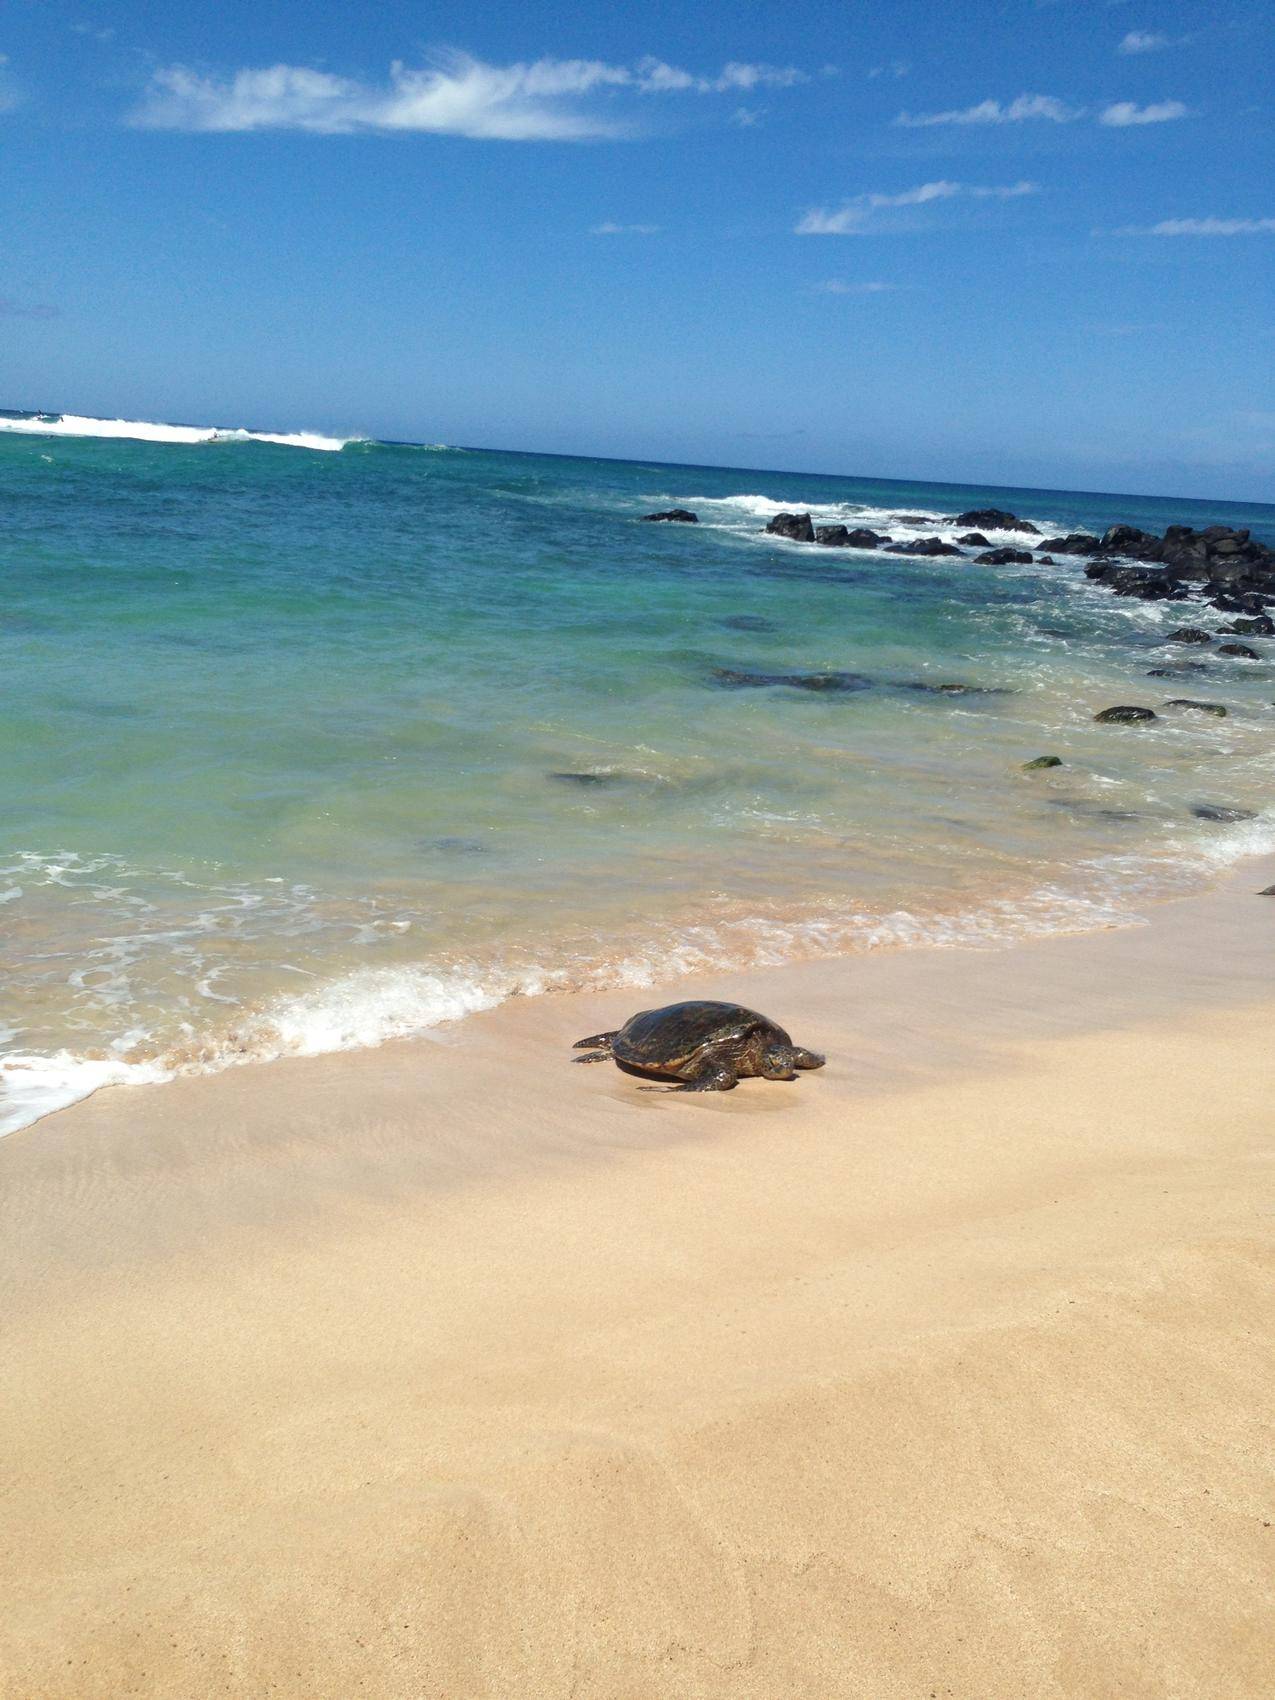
left=573, top=1031, right=618, bottom=1052
left=669, top=1060, right=739, bottom=1092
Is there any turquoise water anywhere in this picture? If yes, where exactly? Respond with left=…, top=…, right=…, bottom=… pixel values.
left=3, top=411, right=1274, bottom=1131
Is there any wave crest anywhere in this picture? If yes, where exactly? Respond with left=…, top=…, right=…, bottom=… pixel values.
left=0, top=411, right=358, bottom=452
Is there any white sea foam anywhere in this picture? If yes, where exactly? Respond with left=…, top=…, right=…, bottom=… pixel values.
left=660, top=491, right=1058, bottom=545
left=0, top=412, right=358, bottom=452
left=0, top=1050, right=173, bottom=1139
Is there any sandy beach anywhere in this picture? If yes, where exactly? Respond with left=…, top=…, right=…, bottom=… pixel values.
left=3, top=857, right=1273, bottom=1699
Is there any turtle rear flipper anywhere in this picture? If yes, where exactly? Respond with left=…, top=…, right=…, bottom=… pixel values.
left=573, top=1030, right=618, bottom=1052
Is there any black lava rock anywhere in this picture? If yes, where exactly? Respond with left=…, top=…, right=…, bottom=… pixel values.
left=1166, top=628, right=1214, bottom=645
left=954, top=509, right=1040, bottom=535
left=1094, top=705, right=1158, bottom=723
left=883, top=537, right=964, bottom=557
left=1218, top=642, right=1260, bottom=659
left=764, top=512, right=816, bottom=543
left=641, top=509, right=698, bottom=523
left=975, top=548, right=1034, bottom=566
left=1022, top=755, right=1063, bottom=770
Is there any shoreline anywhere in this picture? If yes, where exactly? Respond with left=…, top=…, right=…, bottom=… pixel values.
left=3, top=847, right=1273, bottom=1695
left=6, top=823, right=1275, bottom=1143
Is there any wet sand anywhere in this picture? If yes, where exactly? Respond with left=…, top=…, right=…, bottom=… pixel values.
left=2, top=857, right=1273, bottom=1698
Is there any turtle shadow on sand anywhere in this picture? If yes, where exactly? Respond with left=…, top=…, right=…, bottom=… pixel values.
left=573, top=1001, right=825, bottom=1094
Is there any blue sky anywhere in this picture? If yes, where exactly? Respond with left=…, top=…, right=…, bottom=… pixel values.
left=2, top=0, right=1272, bottom=498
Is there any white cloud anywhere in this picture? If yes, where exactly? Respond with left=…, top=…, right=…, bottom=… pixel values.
left=130, top=51, right=808, bottom=140
left=1117, top=31, right=1177, bottom=54
left=1099, top=98, right=1189, bottom=125
left=895, top=93, right=1080, bottom=127
left=810, top=280, right=897, bottom=293
left=867, top=61, right=910, bottom=79
left=730, top=106, right=761, bottom=127
left=796, top=179, right=1038, bottom=233
left=1116, top=216, right=1275, bottom=235
left=590, top=221, right=660, bottom=234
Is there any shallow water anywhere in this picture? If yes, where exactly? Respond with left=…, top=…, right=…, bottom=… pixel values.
left=3, top=410, right=1274, bottom=1131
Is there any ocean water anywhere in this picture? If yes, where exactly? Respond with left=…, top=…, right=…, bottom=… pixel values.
left=3, top=408, right=1274, bottom=1133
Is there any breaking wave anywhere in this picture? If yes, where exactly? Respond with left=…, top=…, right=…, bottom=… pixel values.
left=0, top=411, right=359, bottom=452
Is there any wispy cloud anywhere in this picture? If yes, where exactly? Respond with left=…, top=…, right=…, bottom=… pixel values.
left=1117, top=31, right=1180, bottom=54
left=1115, top=216, right=1275, bottom=235
left=0, top=295, right=60, bottom=319
left=129, top=52, right=808, bottom=140
left=1099, top=99, right=1189, bottom=125
left=867, top=61, right=910, bottom=79
left=0, top=51, right=18, bottom=113
left=796, top=179, right=1038, bottom=234
left=895, top=93, right=1079, bottom=127
left=810, top=280, right=898, bottom=293
left=590, top=221, right=660, bottom=234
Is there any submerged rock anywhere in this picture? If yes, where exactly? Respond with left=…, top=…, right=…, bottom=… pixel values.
left=642, top=508, right=698, bottom=523
left=1094, top=705, right=1157, bottom=723
left=956, top=532, right=990, bottom=547
left=1166, top=627, right=1213, bottom=645
left=1192, top=805, right=1258, bottom=823
left=550, top=771, right=619, bottom=786
left=1221, top=615, right=1275, bottom=636
left=1164, top=698, right=1228, bottom=716
left=902, top=681, right=1014, bottom=696
left=1147, top=665, right=1207, bottom=677
left=764, top=512, right=815, bottom=543
left=1218, top=642, right=1260, bottom=659
left=1022, top=755, right=1063, bottom=770
left=954, top=508, right=1040, bottom=535
left=711, top=667, right=873, bottom=693
left=718, top=613, right=776, bottom=633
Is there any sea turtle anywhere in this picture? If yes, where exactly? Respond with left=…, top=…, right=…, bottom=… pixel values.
left=573, top=1000, right=825, bottom=1093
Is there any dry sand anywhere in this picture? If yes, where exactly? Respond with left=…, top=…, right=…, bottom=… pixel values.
left=2, top=860, right=1274, bottom=1698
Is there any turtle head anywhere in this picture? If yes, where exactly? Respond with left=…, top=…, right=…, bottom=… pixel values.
left=791, top=1046, right=825, bottom=1071
left=760, top=1043, right=800, bottom=1080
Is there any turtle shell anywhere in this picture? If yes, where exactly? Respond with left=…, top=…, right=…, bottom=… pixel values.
left=612, top=1001, right=789, bottom=1074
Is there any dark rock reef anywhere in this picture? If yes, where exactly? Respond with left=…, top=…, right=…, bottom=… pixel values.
left=642, top=509, right=698, bottom=524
